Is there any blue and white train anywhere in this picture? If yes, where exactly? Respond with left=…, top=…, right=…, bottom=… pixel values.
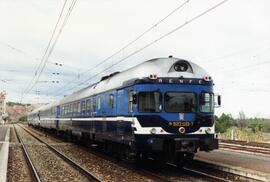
left=28, top=56, right=220, bottom=164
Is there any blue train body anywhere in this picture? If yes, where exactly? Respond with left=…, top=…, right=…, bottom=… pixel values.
left=28, top=57, right=219, bottom=163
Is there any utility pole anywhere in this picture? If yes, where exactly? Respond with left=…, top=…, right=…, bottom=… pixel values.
left=0, top=91, right=7, bottom=124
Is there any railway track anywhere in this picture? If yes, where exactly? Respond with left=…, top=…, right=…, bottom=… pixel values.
left=19, top=124, right=167, bottom=182
left=182, top=166, right=232, bottom=182
left=79, top=147, right=232, bottom=182
left=13, top=124, right=41, bottom=182
left=15, top=124, right=102, bottom=182
left=219, top=142, right=270, bottom=155
left=23, top=124, right=242, bottom=182
left=220, top=139, right=270, bottom=149
left=164, top=162, right=232, bottom=182
left=20, top=125, right=175, bottom=182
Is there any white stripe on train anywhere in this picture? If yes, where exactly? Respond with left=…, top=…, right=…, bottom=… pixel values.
left=29, top=116, right=215, bottom=135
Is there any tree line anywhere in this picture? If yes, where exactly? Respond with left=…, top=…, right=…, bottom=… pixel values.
left=215, top=112, right=270, bottom=133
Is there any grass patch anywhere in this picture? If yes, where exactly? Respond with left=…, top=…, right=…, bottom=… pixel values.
left=219, top=127, right=270, bottom=143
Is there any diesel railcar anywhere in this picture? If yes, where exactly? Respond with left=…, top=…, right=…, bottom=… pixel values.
left=28, top=56, right=220, bottom=165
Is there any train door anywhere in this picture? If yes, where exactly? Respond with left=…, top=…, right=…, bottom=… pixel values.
left=56, top=106, right=60, bottom=130
left=37, top=111, right=41, bottom=126
left=116, top=89, right=128, bottom=115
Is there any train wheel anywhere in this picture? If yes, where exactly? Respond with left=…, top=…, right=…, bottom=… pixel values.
left=185, top=153, right=194, bottom=163
left=154, top=152, right=166, bottom=169
left=135, top=152, right=145, bottom=167
left=176, top=153, right=185, bottom=168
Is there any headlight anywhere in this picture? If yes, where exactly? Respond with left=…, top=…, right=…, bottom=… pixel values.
left=174, top=62, right=188, bottom=72
left=150, top=128, right=157, bottom=134
left=205, top=128, right=212, bottom=134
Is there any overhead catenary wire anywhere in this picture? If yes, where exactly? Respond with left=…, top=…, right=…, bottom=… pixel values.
left=21, top=0, right=68, bottom=100
left=0, top=41, right=85, bottom=73
left=0, top=41, right=26, bottom=54
left=34, top=0, right=69, bottom=77
left=83, top=0, right=190, bottom=71
left=27, top=0, right=77, bottom=92
left=54, top=0, right=229, bottom=96
left=217, top=59, right=270, bottom=73
left=51, top=0, right=191, bottom=95
left=203, top=44, right=270, bottom=64
left=21, top=0, right=78, bottom=102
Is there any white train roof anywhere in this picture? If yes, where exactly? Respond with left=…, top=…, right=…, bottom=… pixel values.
left=30, top=102, right=59, bottom=114
left=59, top=57, right=210, bottom=105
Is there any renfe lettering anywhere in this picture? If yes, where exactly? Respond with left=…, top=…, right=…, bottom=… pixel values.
left=147, top=78, right=211, bottom=85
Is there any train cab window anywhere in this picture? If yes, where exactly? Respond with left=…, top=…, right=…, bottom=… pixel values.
left=109, top=94, right=114, bottom=109
left=97, top=96, right=101, bottom=111
left=138, top=92, right=161, bottom=112
left=86, top=99, right=91, bottom=112
left=93, top=97, right=96, bottom=112
left=165, top=92, right=196, bottom=113
left=200, top=93, right=214, bottom=113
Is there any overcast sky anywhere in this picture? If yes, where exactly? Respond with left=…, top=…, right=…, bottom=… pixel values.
left=0, top=0, right=270, bottom=118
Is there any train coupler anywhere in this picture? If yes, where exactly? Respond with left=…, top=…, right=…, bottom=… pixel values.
left=174, top=138, right=197, bottom=152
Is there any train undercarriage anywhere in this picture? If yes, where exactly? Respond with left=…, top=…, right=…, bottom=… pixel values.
left=29, top=123, right=218, bottom=167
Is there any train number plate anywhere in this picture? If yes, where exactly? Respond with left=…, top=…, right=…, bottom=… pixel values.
left=169, top=122, right=193, bottom=127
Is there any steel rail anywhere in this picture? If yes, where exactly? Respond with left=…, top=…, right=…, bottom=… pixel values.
left=219, top=143, right=270, bottom=155
left=25, top=126, right=186, bottom=182
left=183, top=167, right=232, bottom=182
left=13, top=124, right=41, bottom=182
left=26, top=125, right=233, bottom=182
left=17, top=124, right=103, bottom=182
left=24, top=125, right=236, bottom=182
left=26, top=125, right=171, bottom=182
left=166, top=162, right=232, bottom=182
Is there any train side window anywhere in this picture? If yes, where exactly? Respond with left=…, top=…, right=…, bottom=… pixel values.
left=64, top=106, right=66, bottom=115
left=66, top=105, right=69, bottom=115
left=68, top=104, right=71, bottom=114
left=70, top=104, right=72, bottom=114
left=81, top=101, right=86, bottom=113
left=86, top=99, right=91, bottom=112
left=78, top=102, right=81, bottom=113
left=73, top=103, right=76, bottom=114
left=109, top=94, right=114, bottom=109
left=61, top=106, right=64, bottom=116
left=97, top=96, right=101, bottom=111
left=128, top=91, right=133, bottom=112
left=93, top=97, right=96, bottom=112
left=66, top=105, right=68, bottom=115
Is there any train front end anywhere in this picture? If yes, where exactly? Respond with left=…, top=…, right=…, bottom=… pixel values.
left=130, top=58, right=220, bottom=163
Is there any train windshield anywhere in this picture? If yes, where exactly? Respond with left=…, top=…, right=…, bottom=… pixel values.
left=165, top=92, right=196, bottom=113
left=138, top=92, right=162, bottom=112
left=200, top=93, right=214, bottom=113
